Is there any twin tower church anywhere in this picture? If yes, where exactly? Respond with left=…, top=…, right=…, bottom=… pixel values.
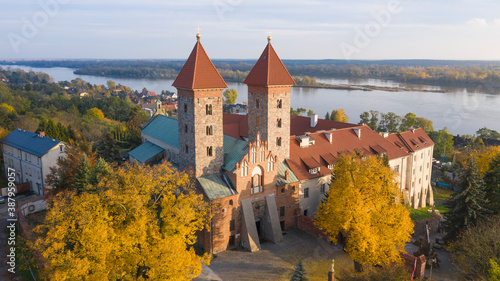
left=129, top=33, right=435, bottom=254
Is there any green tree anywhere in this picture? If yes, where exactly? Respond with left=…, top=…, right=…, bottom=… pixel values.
left=290, top=260, right=308, bottom=281
left=399, top=112, right=417, bottom=132
left=73, top=153, right=92, bottom=193
left=428, top=128, right=454, bottom=160
left=477, top=127, right=500, bottom=140
left=325, top=111, right=330, bottom=120
left=88, top=157, right=111, bottom=186
left=223, top=89, right=238, bottom=105
left=414, top=116, right=434, bottom=132
left=444, top=156, right=491, bottom=242
left=95, top=133, right=121, bottom=163
left=106, top=80, right=116, bottom=91
left=359, top=111, right=369, bottom=125
left=315, top=153, right=413, bottom=269
left=448, top=216, right=500, bottom=281
left=379, top=112, right=401, bottom=133
left=484, top=152, right=500, bottom=214
left=368, top=110, right=379, bottom=131
left=307, top=109, right=315, bottom=117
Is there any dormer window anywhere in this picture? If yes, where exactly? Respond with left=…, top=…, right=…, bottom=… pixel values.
left=328, top=164, right=334, bottom=170
left=309, top=167, right=320, bottom=175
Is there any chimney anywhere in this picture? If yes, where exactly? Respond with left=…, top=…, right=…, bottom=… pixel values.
left=325, top=132, right=333, bottom=144
left=310, top=114, right=318, bottom=128
left=353, top=128, right=361, bottom=139
left=39, top=131, right=45, bottom=136
left=285, top=170, right=289, bottom=180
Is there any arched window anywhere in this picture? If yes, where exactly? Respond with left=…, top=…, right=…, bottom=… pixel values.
left=277, top=137, right=282, bottom=146
left=229, top=199, right=234, bottom=206
left=206, top=104, right=212, bottom=115
left=241, top=161, right=248, bottom=177
left=260, top=146, right=265, bottom=162
left=207, top=146, right=213, bottom=157
left=206, top=125, right=213, bottom=135
left=277, top=118, right=282, bottom=128
left=251, top=166, right=263, bottom=194
left=268, top=155, right=274, bottom=171
left=251, top=147, right=257, bottom=163
left=277, top=99, right=282, bottom=108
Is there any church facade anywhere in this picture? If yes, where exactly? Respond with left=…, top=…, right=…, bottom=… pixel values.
left=129, top=34, right=435, bottom=254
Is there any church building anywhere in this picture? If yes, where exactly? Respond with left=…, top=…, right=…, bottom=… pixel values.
left=129, top=33, right=435, bottom=254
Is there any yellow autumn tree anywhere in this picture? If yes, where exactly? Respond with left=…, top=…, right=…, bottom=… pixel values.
left=315, top=152, right=413, bottom=269
left=35, top=161, right=210, bottom=280
left=460, top=146, right=500, bottom=176
left=85, top=107, right=105, bottom=119
left=331, top=108, right=349, bottom=123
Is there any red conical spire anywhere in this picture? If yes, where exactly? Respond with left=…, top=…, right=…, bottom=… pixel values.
left=244, top=40, right=295, bottom=86
left=172, top=37, right=227, bottom=89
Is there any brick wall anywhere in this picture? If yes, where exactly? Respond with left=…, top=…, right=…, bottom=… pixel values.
left=400, top=252, right=426, bottom=280
left=413, top=215, right=441, bottom=236
left=297, top=214, right=329, bottom=241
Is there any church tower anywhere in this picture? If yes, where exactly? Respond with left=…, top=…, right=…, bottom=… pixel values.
left=244, top=36, right=295, bottom=162
left=173, top=33, right=227, bottom=177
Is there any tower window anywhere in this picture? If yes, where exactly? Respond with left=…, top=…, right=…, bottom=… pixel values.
left=277, top=118, right=282, bottom=128
left=206, top=104, right=212, bottom=115
left=185, top=145, right=189, bottom=153
left=184, top=124, right=188, bottom=133
left=184, top=104, right=187, bottom=112
left=256, top=99, right=260, bottom=108
left=207, top=146, right=213, bottom=157
left=277, top=99, right=282, bottom=108
left=256, top=117, right=260, bottom=127
left=277, top=137, right=282, bottom=146
left=206, top=125, right=213, bottom=136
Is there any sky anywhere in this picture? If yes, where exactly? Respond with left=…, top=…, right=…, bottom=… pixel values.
left=2, top=0, right=500, bottom=60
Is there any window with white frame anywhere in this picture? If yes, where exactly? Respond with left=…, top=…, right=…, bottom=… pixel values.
left=309, top=167, right=320, bottom=174
left=260, top=146, right=265, bottom=162
left=251, top=147, right=257, bottom=163
left=267, top=156, right=274, bottom=171
left=241, top=161, right=248, bottom=177
left=251, top=166, right=263, bottom=194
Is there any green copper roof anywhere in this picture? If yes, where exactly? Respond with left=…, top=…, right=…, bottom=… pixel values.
left=198, top=173, right=237, bottom=200
left=128, top=141, right=164, bottom=164
left=222, top=135, right=248, bottom=172
left=277, top=162, right=299, bottom=185
left=141, top=115, right=179, bottom=148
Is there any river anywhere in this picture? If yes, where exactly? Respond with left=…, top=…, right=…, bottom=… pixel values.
left=2, top=64, right=500, bottom=135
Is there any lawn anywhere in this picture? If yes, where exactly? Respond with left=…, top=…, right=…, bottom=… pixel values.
left=433, top=186, right=454, bottom=201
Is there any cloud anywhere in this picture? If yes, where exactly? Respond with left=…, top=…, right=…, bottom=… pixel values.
left=467, top=17, right=488, bottom=26
left=494, top=19, right=500, bottom=25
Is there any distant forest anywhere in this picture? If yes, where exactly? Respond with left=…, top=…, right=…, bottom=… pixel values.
left=3, top=59, right=500, bottom=87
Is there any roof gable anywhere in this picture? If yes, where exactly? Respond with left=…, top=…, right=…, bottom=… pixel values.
left=1, top=129, right=61, bottom=157
left=244, top=43, right=295, bottom=86
left=172, top=40, right=228, bottom=89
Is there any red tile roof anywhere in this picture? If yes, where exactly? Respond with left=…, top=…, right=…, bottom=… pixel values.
left=222, top=113, right=358, bottom=140
left=172, top=40, right=228, bottom=89
left=286, top=125, right=410, bottom=181
left=243, top=43, right=296, bottom=86
left=385, top=129, right=435, bottom=153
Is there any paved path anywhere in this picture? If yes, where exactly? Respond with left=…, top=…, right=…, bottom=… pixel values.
left=209, top=229, right=351, bottom=281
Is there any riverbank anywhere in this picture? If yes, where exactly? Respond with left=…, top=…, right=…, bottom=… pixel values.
left=296, top=83, right=447, bottom=93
